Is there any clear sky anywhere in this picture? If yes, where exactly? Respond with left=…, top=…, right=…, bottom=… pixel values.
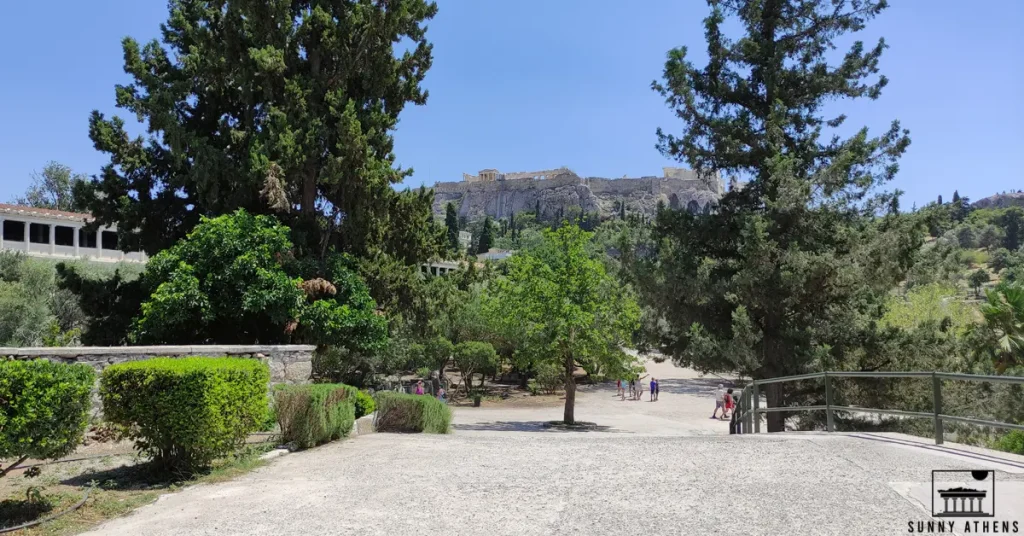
left=1, top=0, right=1021, bottom=210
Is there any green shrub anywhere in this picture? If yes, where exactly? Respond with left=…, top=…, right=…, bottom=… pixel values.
left=354, top=390, right=376, bottom=419
left=374, top=392, right=451, bottom=434
left=101, top=357, right=269, bottom=473
left=0, top=360, right=94, bottom=473
left=274, top=384, right=357, bottom=449
left=996, top=430, right=1024, bottom=455
left=534, top=362, right=563, bottom=394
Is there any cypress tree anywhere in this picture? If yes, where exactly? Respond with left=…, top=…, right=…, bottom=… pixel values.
left=445, top=202, right=460, bottom=253
left=477, top=216, right=494, bottom=254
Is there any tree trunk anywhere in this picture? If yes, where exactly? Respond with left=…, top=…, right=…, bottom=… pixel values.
left=766, top=383, right=785, bottom=433
left=563, top=356, right=576, bottom=424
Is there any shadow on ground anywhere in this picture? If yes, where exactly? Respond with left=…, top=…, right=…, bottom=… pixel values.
left=453, top=421, right=628, bottom=433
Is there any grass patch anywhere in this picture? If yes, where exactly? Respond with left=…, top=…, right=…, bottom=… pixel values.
left=0, top=443, right=273, bottom=535
left=963, top=248, right=991, bottom=267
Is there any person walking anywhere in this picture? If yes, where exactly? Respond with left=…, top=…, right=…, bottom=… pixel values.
left=635, top=374, right=648, bottom=401
left=650, top=377, right=658, bottom=402
left=722, top=388, right=735, bottom=420
left=616, top=378, right=623, bottom=398
left=711, top=384, right=725, bottom=419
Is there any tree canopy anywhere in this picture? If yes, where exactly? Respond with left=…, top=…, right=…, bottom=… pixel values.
left=13, top=162, right=88, bottom=213
left=77, top=0, right=443, bottom=264
left=488, top=225, right=639, bottom=423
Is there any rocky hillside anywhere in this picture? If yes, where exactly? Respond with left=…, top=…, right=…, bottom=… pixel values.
left=972, top=192, right=1024, bottom=210
left=431, top=170, right=722, bottom=221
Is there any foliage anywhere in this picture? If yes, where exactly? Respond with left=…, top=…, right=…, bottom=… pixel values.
left=487, top=224, right=640, bottom=423
left=100, top=357, right=270, bottom=473
left=996, top=430, right=1024, bottom=455
left=998, top=207, right=1023, bottom=251
left=273, top=384, right=356, bottom=449
left=373, top=392, right=451, bottom=433
left=54, top=260, right=146, bottom=346
left=477, top=216, right=494, bottom=254
left=11, top=161, right=88, bottom=213
left=129, top=210, right=387, bottom=352
left=643, top=0, right=915, bottom=432
left=968, top=269, right=990, bottom=296
left=533, top=362, right=563, bottom=395
left=354, top=390, right=376, bottom=419
left=0, top=360, right=94, bottom=477
left=445, top=202, right=461, bottom=254
left=77, top=0, right=443, bottom=264
left=881, top=284, right=977, bottom=336
left=977, top=283, right=1024, bottom=369
left=452, top=341, right=498, bottom=392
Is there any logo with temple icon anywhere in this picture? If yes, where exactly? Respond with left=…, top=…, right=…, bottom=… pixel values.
left=932, top=470, right=995, bottom=518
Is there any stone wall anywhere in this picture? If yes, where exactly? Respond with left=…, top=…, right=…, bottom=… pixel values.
left=1, top=345, right=316, bottom=417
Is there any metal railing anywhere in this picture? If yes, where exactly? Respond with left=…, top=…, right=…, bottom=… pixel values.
left=731, top=371, right=1024, bottom=444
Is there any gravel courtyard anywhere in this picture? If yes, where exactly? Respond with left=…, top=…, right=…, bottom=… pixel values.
left=83, top=361, right=1024, bottom=536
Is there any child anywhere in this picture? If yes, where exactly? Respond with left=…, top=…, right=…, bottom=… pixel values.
left=650, top=377, right=658, bottom=402
left=722, top=388, right=735, bottom=420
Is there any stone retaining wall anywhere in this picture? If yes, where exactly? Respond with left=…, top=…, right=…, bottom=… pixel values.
left=1, top=345, right=316, bottom=417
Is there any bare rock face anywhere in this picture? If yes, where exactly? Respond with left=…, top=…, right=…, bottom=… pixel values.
left=972, top=192, right=1024, bottom=210
left=432, top=170, right=722, bottom=221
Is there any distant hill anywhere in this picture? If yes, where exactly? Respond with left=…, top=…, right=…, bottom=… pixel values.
left=972, top=192, right=1024, bottom=210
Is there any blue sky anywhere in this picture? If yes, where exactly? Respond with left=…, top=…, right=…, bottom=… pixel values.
left=1, top=0, right=1020, bottom=210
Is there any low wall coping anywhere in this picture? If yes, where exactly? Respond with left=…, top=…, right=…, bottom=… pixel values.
left=0, top=345, right=317, bottom=357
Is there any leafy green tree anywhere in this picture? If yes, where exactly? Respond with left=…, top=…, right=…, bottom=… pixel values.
left=979, top=225, right=1005, bottom=250
left=477, top=216, right=494, bottom=254
left=644, top=0, right=914, bottom=432
left=969, top=269, right=990, bottom=297
left=130, top=209, right=386, bottom=353
left=12, top=162, right=88, bottom=212
left=77, top=0, right=441, bottom=264
left=453, top=341, right=498, bottom=393
left=445, top=202, right=460, bottom=254
left=955, top=225, right=978, bottom=249
left=881, top=284, right=975, bottom=337
left=488, top=225, right=640, bottom=423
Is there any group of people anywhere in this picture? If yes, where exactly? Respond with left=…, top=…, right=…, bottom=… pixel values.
left=414, top=380, right=448, bottom=404
left=711, top=384, right=736, bottom=420
left=616, top=375, right=659, bottom=401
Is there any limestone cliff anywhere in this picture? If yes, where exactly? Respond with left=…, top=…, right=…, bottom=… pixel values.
left=972, top=192, right=1024, bottom=210
left=431, top=169, right=722, bottom=221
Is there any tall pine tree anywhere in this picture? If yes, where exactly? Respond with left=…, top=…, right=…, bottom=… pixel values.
left=641, top=0, right=915, bottom=432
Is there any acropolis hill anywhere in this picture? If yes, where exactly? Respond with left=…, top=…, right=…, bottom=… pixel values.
left=431, top=166, right=724, bottom=221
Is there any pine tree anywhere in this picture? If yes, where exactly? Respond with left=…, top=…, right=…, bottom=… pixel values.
left=477, top=216, right=494, bottom=254
left=644, top=0, right=914, bottom=432
left=938, top=195, right=944, bottom=205
left=619, top=199, right=627, bottom=220
left=445, top=202, right=460, bottom=254
left=535, top=200, right=542, bottom=219
left=952, top=191, right=960, bottom=204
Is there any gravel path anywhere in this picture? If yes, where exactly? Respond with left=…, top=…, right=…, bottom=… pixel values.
left=82, top=360, right=1024, bottom=536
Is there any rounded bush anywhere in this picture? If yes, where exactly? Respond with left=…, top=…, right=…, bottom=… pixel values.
left=354, top=390, right=375, bottom=419
left=0, top=359, right=95, bottom=464
left=101, top=357, right=270, bottom=473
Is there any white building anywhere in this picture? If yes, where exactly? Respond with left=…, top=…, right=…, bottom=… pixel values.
left=458, top=231, right=472, bottom=251
left=477, top=248, right=514, bottom=262
left=420, top=260, right=462, bottom=277
left=0, top=204, right=147, bottom=263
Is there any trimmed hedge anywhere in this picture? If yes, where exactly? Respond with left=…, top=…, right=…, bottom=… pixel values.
left=101, top=357, right=269, bottom=473
left=374, top=392, right=451, bottom=434
left=274, top=384, right=357, bottom=449
left=354, top=390, right=375, bottom=419
left=0, top=359, right=94, bottom=467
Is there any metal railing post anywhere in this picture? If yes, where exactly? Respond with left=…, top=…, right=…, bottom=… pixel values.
left=824, top=372, right=834, bottom=433
left=932, top=373, right=944, bottom=445
left=744, top=388, right=752, bottom=433
left=752, top=382, right=760, bottom=433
